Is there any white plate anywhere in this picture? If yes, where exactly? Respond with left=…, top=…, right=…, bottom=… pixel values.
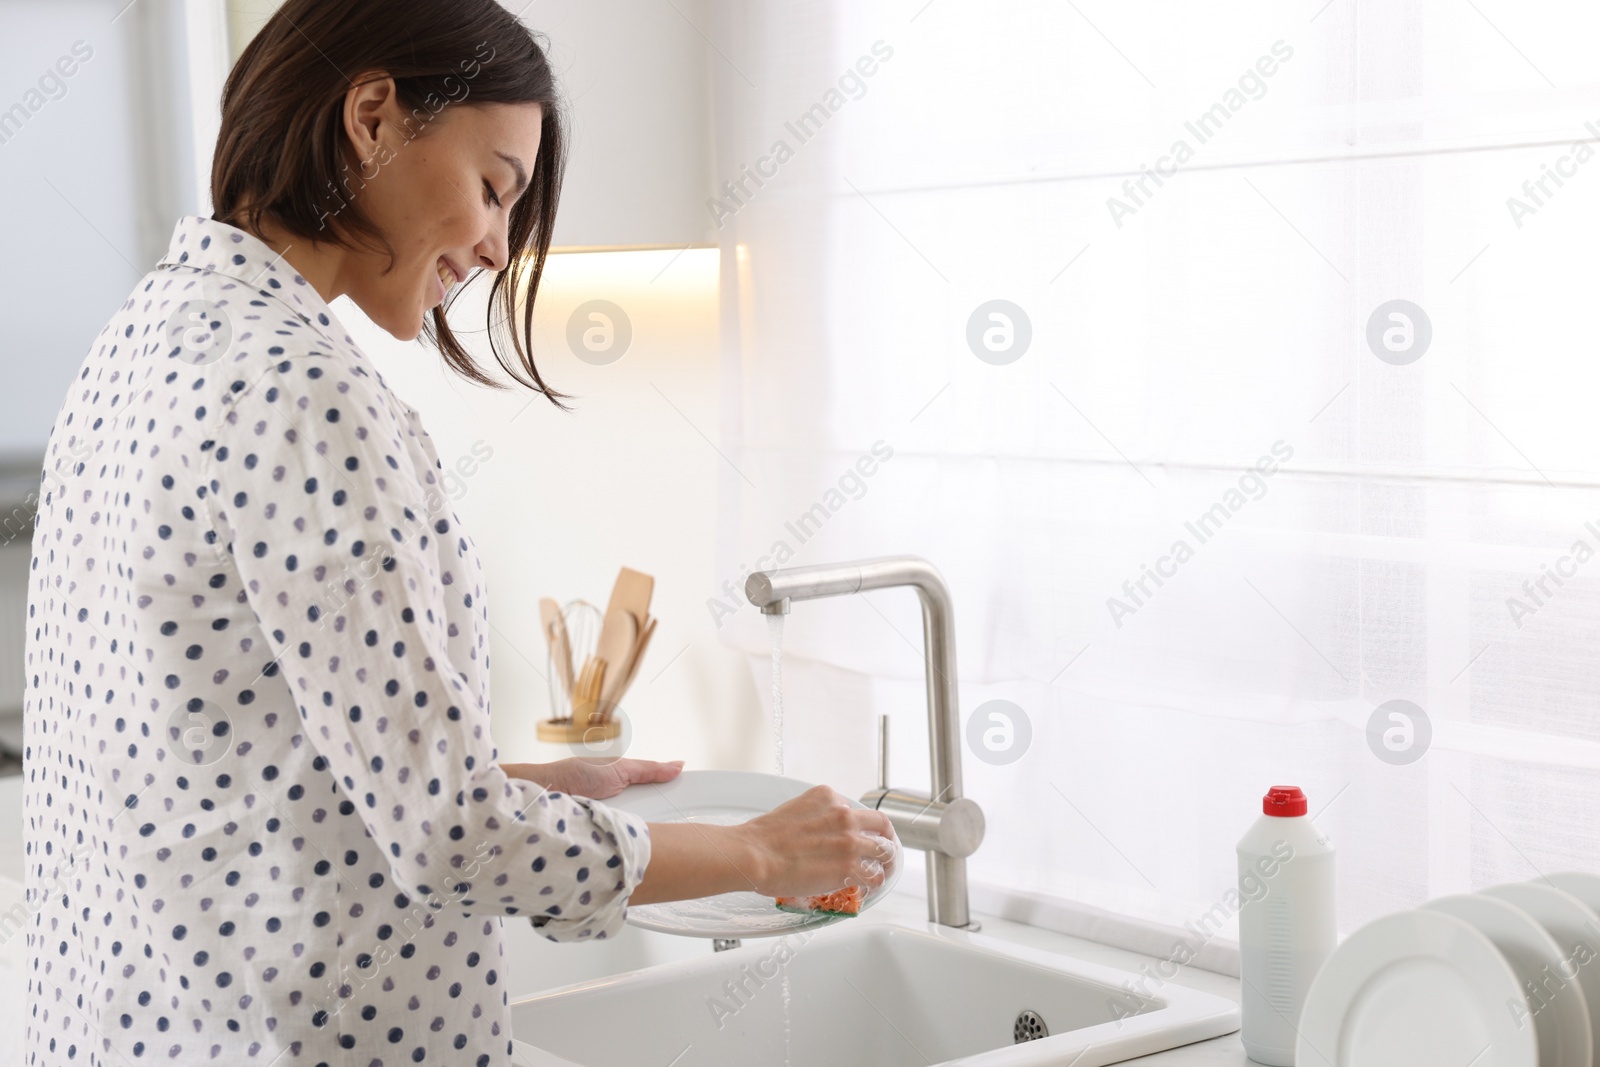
left=1424, top=894, right=1592, bottom=1067
left=1481, top=881, right=1600, bottom=1057
left=604, top=769, right=900, bottom=938
left=1541, top=871, right=1600, bottom=916
left=1295, top=909, right=1537, bottom=1067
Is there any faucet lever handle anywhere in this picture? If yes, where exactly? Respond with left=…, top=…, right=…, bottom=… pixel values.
left=876, top=714, right=889, bottom=791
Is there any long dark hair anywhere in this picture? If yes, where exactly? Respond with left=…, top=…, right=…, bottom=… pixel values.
left=211, top=0, right=571, bottom=409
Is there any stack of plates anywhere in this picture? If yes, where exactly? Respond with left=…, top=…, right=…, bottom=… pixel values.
left=1296, top=872, right=1600, bottom=1067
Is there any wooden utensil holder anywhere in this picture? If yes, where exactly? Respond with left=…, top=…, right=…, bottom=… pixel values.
left=535, top=573, right=654, bottom=746
left=535, top=715, right=622, bottom=743
left=537, top=598, right=622, bottom=742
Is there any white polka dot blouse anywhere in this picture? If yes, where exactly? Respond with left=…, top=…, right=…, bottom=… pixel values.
left=22, top=215, right=652, bottom=1067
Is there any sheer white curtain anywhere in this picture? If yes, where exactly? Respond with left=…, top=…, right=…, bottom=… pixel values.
left=707, top=0, right=1600, bottom=964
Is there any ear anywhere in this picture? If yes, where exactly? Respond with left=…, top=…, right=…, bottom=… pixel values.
left=342, top=73, right=400, bottom=162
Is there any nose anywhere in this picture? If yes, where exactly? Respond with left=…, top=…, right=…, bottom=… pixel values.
left=474, top=217, right=510, bottom=273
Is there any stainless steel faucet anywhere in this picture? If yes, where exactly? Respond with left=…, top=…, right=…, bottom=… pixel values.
left=745, top=555, right=985, bottom=929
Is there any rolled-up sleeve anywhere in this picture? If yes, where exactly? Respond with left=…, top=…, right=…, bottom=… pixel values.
left=198, top=351, right=650, bottom=941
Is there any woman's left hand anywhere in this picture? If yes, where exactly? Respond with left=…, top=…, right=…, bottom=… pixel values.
left=501, top=757, right=684, bottom=800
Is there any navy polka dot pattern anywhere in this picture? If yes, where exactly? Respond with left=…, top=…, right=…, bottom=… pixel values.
left=22, top=215, right=651, bottom=1066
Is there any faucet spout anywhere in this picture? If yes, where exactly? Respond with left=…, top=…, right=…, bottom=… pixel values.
left=745, top=555, right=984, bottom=929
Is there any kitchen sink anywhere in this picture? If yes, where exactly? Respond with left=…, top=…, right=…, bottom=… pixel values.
left=509, top=915, right=1239, bottom=1066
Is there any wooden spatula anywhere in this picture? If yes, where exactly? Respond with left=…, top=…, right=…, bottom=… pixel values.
left=606, top=567, right=654, bottom=637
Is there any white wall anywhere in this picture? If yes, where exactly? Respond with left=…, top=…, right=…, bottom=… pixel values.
left=217, top=0, right=716, bottom=249
left=520, top=0, right=714, bottom=248
left=0, top=0, right=152, bottom=455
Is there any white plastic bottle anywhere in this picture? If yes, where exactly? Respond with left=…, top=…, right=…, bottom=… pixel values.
left=1237, top=785, right=1336, bottom=1066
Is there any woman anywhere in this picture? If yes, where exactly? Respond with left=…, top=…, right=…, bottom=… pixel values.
left=21, top=2, right=893, bottom=1064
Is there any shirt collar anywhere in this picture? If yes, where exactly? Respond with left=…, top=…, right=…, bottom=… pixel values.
left=156, top=215, right=351, bottom=350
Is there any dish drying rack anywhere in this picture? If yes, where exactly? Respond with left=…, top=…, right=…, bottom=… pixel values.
left=535, top=567, right=657, bottom=743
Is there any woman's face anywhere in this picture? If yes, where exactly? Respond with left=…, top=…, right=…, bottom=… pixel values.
left=337, top=89, right=543, bottom=340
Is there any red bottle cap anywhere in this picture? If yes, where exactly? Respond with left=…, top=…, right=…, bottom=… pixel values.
left=1263, top=785, right=1307, bottom=817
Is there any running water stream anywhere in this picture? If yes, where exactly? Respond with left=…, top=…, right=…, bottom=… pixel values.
left=765, top=612, right=793, bottom=1064
left=767, top=612, right=785, bottom=776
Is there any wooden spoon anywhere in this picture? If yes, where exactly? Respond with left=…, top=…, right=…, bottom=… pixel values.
left=599, top=615, right=657, bottom=723
left=572, top=655, right=608, bottom=725
left=539, top=598, right=575, bottom=700
left=622, top=616, right=657, bottom=692
left=594, top=603, right=637, bottom=689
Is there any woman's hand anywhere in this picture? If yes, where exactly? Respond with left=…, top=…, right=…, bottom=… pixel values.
left=739, top=784, right=898, bottom=898
left=630, top=784, right=899, bottom=906
left=500, top=757, right=683, bottom=800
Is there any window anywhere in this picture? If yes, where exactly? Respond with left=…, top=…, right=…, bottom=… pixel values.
left=711, top=0, right=1600, bottom=962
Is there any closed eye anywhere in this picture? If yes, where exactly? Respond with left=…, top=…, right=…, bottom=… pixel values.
left=483, top=179, right=502, bottom=209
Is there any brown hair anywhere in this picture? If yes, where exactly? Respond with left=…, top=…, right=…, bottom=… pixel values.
left=212, top=0, right=571, bottom=409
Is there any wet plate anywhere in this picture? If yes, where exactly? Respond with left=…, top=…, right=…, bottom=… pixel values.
left=604, top=769, right=900, bottom=938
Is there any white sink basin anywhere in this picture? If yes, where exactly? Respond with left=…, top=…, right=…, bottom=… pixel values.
left=510, top=916, right=1239, bottom=1066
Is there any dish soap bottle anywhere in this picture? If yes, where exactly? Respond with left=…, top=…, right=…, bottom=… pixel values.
left=1237, top=785, right=1336, bottom=1066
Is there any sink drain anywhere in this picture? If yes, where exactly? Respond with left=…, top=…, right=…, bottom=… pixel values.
left=1013, top=1009, right=1048, bottom=1043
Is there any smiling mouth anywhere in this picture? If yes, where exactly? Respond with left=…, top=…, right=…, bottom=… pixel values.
left=436, top=259, right=459, bottom=301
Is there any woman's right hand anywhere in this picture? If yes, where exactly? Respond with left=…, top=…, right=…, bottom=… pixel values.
left=738, top=784, right=899, bottom=898
left=629, top=783, right=900, bottom=907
